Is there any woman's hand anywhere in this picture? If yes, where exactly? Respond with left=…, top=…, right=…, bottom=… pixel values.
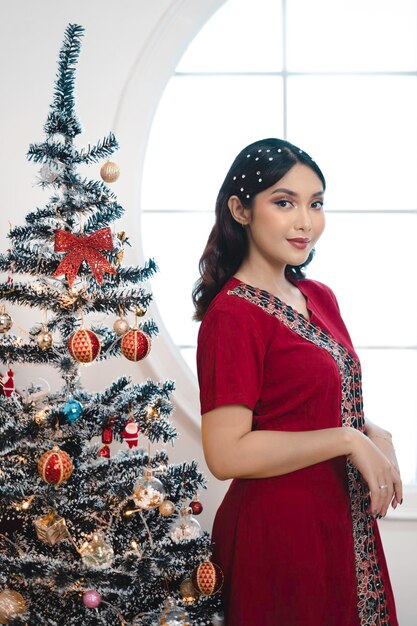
left=347, top=429, right=402, bottom=518
left=366, top=421, right=402, bottom=509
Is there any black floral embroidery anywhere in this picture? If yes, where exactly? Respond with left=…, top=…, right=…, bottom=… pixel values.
left=227, top=283, right=390, bottom=626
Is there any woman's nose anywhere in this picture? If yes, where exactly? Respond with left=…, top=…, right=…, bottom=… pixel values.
left=294, top=207, right=312, bottom=232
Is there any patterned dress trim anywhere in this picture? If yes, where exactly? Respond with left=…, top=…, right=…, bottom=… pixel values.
left=227, top=283, right=390, bottom=626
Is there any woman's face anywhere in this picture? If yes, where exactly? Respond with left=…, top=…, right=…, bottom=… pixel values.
left=245, top=163, right=325, bottom=270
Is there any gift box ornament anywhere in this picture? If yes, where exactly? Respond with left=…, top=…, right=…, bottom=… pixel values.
left=34, top=511, right=68, bottom=546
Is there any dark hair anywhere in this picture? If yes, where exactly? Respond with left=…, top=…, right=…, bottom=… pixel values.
left=191, top=138, right=326, bottom=321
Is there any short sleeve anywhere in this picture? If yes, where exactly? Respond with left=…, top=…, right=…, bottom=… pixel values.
left=196, top=304, right=267, bottom=415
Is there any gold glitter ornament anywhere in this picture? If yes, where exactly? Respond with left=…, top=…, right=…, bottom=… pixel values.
left=113, top=317, right=129, bottom=336
left=36, top=327, right=53, bottom=350
left=0, top=590, right=26, bottom=624
left=159, top=500, right=176, bottom=517
left=100, top=161, right=120, bottom=183
left=0, top=305, right=12, bottom=334
left=179, top=578, right=199, bottom=604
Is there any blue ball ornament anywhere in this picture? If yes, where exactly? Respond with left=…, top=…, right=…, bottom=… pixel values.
left=62, top=397, right=84, bottom=423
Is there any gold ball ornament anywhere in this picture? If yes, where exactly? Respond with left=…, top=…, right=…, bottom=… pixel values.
left=0, top=306, right=12, bottom=334
left=113, top=317, right=129, bottom=336
left=0, top=590, right=26, bottom=624
left=100, top=161, right=120, bottom=183
left=159, top=500, right=176, bottom=517
left=36, top=327, right=53, bottom=350
left=179, top=578, right=199, bottom=604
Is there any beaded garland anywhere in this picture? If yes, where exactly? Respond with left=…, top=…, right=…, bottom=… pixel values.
left=227, top=282, right=390, bottom=626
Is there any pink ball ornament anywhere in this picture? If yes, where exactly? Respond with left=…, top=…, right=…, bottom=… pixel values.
left=82, top=589, right=102, bottom=609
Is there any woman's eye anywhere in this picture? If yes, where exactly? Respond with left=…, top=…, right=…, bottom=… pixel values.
left=274, top=200, right=292, bottom=208
left=311, top=200, right=324, bottom=210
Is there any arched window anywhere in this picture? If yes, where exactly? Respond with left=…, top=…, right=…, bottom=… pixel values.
left=141, top=0, right=417, bottom=484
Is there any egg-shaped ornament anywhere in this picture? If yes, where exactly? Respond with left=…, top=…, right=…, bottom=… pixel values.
left=100, top=161, right=120, bottom=183
left=191, top=558, right=224, bottom=596
left=113, top=316, right=129, bottom=336
left=38, top=446, right=73, bottom=486
left=68, top=328, right=101, bottom=364
left=0, top=306, right=12, bottom=334
left=159, top=597, right=190, bottom=626
left=80, top=532, right=114, bottom=569
left=120, top=328, right=151, bottom=362
left=0, top=589, right=26, bottom=624
left=35, top=327, right=53, bottom=350
left=169, top=507, right=202, bottom=544
left=132, top=468, right=166, bottom=510
left=61, top=397, right=84, bottom=423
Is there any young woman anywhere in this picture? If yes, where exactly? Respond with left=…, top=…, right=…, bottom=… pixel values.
left=192, top=138, right=401, bottom=626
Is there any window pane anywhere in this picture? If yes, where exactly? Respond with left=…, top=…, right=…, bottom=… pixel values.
left=358, top=348, right=417, bottom=484
left=286, top=0, right=417, bottom=72
left=286, top=75, right=417, bottom=211
left=311, top=212, right=417, bottom=346
left=177, top=0, right=283, bottom=73
left=142, top=75, right=284, bottom=211
left=141, top=212, right=213, bottom=345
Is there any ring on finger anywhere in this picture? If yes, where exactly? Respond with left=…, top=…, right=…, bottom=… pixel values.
left=379, top=484, right=388, bottom=490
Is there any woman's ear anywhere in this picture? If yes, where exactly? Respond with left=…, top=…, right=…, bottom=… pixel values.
left=227, top=195, right=250, bottom=226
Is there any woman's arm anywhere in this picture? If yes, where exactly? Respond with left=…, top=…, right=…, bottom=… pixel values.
left=202, top=405, right=402, bottom=517
left=364, top=417, right=402, bottom=507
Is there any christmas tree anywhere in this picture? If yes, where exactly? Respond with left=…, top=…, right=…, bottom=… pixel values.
left=0, top=24, right=223, bottom=626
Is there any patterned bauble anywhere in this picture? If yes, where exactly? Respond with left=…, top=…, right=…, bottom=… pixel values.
left=82, top=590, right=102, bottom=609
left=100, top=161, right=120, bottom=183
left=159, top=597, right=190, bottom=626
left=120, top=328, right=151, bottom=362
left=98, top=445, right=110, bottom=458
left=169, top=508, right=202, bottom=544
left=113, top=317, right=129, bottom=336
left=179, top=578, right=199, bottom=603
left=0, top=590, right=26, bottom=624
left=80, top=532, right=114, bottom=568
left=36, top=328, right=53, bottom=350
left=159, top=500, right=176, bottom=517
left=0, top=306, right=12, bottom=334
left=61, top=397, right=84, bottom=423
left=38, top=446, right=73, bottom=485
left=132, top=468, right=166, bottom=510
left=191, top=559, right=224, bottom=596
left=68, top=328, right=101, bottom=363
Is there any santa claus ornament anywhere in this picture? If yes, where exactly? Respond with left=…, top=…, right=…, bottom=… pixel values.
left=68, top=328, right=101, bottom=363
left=121, top=420, right=140, bottom=448
left=120, top=328, right=151, bottom=362
left=1, top=369, right=15, bottom=397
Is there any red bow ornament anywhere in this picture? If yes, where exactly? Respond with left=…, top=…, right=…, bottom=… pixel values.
left=53, top=227, right=117, bottom=287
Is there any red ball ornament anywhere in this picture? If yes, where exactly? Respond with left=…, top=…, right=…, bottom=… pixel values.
left=191, top=559, right=224, bottom=596
left=120, top=328, right=151, bottom=362
left=38, top=446, right=73, bottom=485
left=189, top=500, right=203, bottom=515
left=68, top=328, right=101, bottom=363
left=98, top=445, right=110, bottom=458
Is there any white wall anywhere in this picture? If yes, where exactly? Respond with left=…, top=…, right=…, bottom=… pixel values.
left=0, top=1, right=415, bottom=623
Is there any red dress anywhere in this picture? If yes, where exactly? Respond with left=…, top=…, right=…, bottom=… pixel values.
left=196, top=275, right=398, bottom=626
